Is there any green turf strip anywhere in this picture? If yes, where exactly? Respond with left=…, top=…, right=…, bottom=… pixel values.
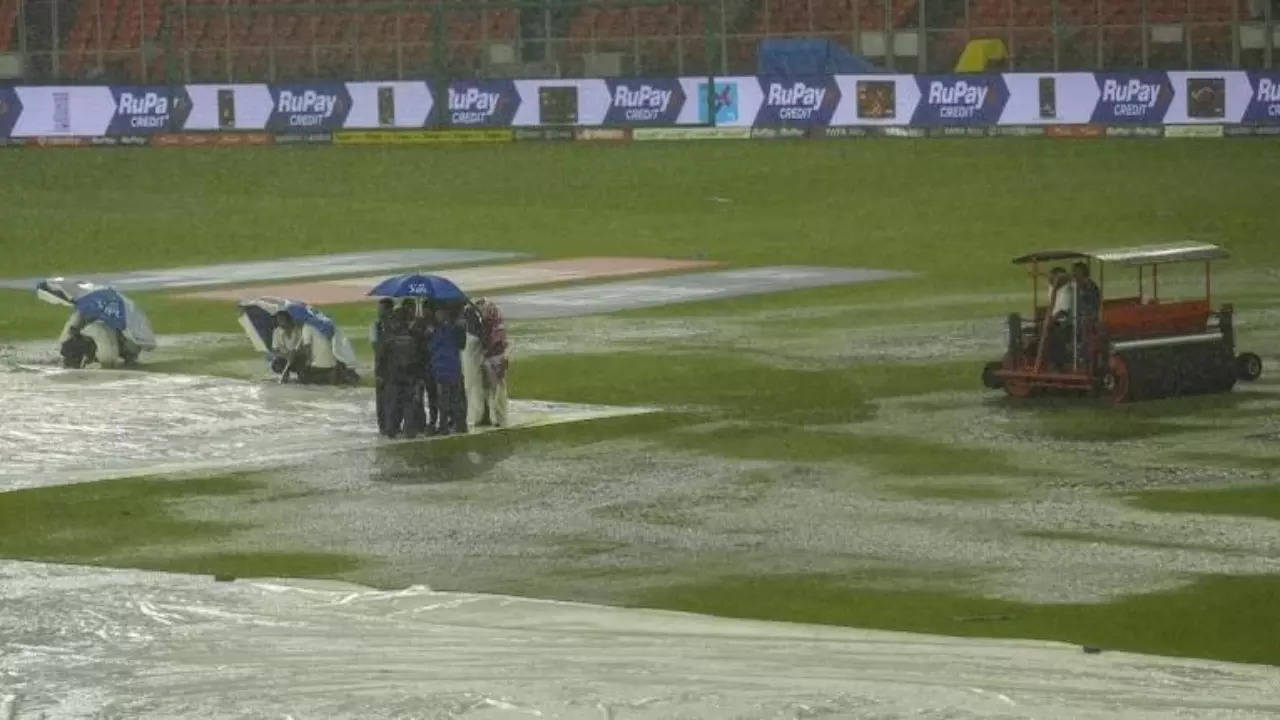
left=1128, top=484, right=1280, bottom=522
left=0, top=474, right=360, bottom=579
left=638, top=573, right=1280, bottom=666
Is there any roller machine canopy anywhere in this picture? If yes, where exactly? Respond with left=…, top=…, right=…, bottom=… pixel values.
left=1012, top=242, right=1229, bottom=267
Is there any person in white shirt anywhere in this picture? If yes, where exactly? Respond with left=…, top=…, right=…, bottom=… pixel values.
left=1047, top=267, right=1075, bottom=370
left=270, top=311, right=305, bottom=381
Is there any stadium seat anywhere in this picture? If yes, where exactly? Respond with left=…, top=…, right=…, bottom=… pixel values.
left=1010, top=0, right=1052, bottom=27
left=1146, top=0, right=1187, bottom=23
left=1056, top=0, right=1098, bottom=26
left=1101, top=26, right=1143, bottom=67
left=1011, top=27, right=1053, bottom=68
left=1099, top=0, right=1141, bottom=25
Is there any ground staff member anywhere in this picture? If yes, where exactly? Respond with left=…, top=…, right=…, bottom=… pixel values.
left=369, top=299, right=395, bottom=432
left=461, top=302, right=487, bottom=427
left=428, top=307, right=467, bottom=435
left=377, top=306, right=427, bottom=439
left=474, top=298, right=509, bottom=427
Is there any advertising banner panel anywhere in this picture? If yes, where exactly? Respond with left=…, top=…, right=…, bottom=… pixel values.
left=512, top=79, right=610, bottom=126
left=911, top=74, right=1008, bottom=125
left=3, top=72, right=1280, bottom=138
left=674, top=76, right=761, bottom=127
left=446, top=79, right=519, bottom=127
left=11, top=86, right=115, bottom=136
left=998, top=73, right=1098, bottom=125
left=1163, top=71, right=1250, bottom=124
left=107, top=86, right=192, bottom=134
left=266, top=83, right=352, bottom=131
left=184, top=85, right=273, bottom=131
left=829, top=75, right=918, bottom=126
left=0, top=86, right=21, bottom=137
left=343, top=81, right=433, bottom=128
left=1242, top=71, right=1280, bottom=124
left=1089, top=72, right=1174, bottom=124
left=603, top=78, right=684, bottom=126
left=754, top=76, right=841, bottom=126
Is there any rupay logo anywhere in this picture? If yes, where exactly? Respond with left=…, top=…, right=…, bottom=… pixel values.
left=449, top=87, right=501, bottom=124
left=926, top=80, right=989, bottom=120
left=276, top=89, right=340, bottom=127
left=1100, top=79, right=1162, bottom=107
left=764, top=81, right=827, bottom=121
left=612, top=84, right=674, bottom=122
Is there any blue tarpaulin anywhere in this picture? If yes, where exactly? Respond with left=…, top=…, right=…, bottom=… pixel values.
left=757, top=39, right=884, bottom=76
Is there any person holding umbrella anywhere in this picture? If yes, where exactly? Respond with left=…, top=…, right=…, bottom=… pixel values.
left=369, top=298, right=395, bottom=433
left=37, top=279, right=157, bottom=369
left=367, top=273, right=470, bottom=436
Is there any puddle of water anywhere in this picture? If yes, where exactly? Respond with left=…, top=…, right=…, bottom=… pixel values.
left=0, top=366, right=651, bottom=490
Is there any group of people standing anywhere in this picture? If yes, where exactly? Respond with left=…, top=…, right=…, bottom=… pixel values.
left=370, top=297, right=509, bottom=439
left=1046, top=261, right=1101, bottom=371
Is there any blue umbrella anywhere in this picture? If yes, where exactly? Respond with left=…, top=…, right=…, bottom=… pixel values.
left=367, top=273, right=467, bottom=303
left=237, top=297, right=357, bottom=366
left=35, top=279, right=157, bottom=350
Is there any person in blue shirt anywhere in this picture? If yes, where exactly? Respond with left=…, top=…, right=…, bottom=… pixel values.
left=428, top=306, right=468, bottom=435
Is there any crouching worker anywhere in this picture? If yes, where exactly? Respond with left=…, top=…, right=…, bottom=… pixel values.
left=429, top=307, right=468, bottom=435
left=58, top=312, right=130, bottom=369
left=378, top=307, right=428, bottom=439
left=270, top=311, right=308, bottom=382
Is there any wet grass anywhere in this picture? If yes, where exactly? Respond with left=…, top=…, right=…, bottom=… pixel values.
left=0, top=473, right=362, bottom=578
left=667, top=424, right=1019, bottom=477
left=1024, top=530, right=1228, bottom=554
left=1172, top=451, right=1280, bottom=474
left=131, top=551, right=361, bottom=579
left=889, top=483, right=1019, bottom=501
left=638, top=573, right=1280, bottom=666
left=4, top=140, right=1280, bottom=669
left=1128, top=484, right=1280, bottom=521
left=0, top=474, right=258, bottom=562
left=515, top=352, right=974, bottom=423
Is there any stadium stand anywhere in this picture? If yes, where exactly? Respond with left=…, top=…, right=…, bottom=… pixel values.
left=0, top=0, right=20, bottom=51
left=15, top=0, right=1275, bottom=80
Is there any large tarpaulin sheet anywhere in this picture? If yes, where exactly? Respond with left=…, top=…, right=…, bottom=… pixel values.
left=3, top=559, right=1278, bottom=719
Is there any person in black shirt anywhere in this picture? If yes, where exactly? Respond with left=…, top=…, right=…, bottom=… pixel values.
left=377, top=306, right=426, bottom=439
left=1072, top=262, right=1101, bottom=367
left=369, top=299, right=395, bottom=433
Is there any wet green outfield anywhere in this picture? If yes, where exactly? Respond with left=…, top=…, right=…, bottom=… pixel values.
left=1, top=140, right=1277, bottom=665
